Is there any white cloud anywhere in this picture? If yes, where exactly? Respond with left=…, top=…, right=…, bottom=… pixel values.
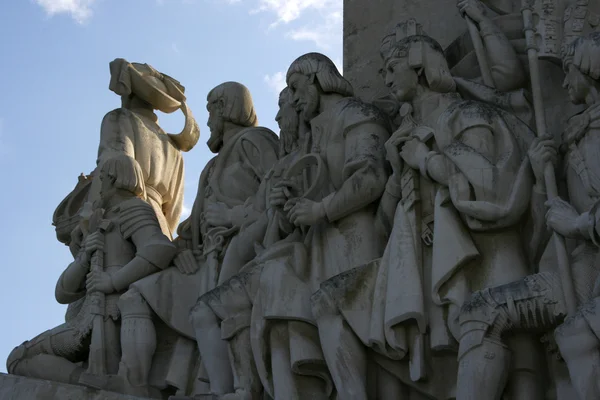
left=264, top=71, right=287, bottom=97
left=283, top=5, right=342, bottom=50
left=181, top=204, right=192, bottom=219
left=226, top=0, right=342, bottom=50
left=34, top=0, right=96, bottom=24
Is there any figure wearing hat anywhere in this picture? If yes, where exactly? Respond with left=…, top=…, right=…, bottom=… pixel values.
left=70, top=59, right=200, bottom=255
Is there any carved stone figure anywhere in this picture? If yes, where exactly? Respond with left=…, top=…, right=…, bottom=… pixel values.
left=244, top=53, right=393, bottom=400
left=455, top=31, right=600, bottom=400
left=315, top=19, right=546, bottom=399
left=131, top=82, right=279, bottom=398
left=7, top=155, right=177, bottom=397
left=71, top=59, right=200, bottom=253
left=185, top=87, right=310, bottom=400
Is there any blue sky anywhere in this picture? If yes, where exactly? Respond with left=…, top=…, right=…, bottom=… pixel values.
left=0, top=0, right=342, bottom=372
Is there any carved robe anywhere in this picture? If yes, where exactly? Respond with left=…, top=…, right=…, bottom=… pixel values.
left=250, top=98, right=390, bottom=398
left=89, top=108, right=185, bottom=238
left=132, top=126, right=278, bottom=339
left=127, top=127, right=278, bottom=393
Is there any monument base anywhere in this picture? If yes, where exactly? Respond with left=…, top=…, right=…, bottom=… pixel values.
left=0, top=373, right=151, bottom=400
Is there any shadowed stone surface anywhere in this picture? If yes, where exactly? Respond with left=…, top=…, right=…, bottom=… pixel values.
left=0, top=373, right=151, bottom=400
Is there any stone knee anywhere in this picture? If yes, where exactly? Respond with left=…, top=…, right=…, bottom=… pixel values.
left=555, top=313, right=598, bottom=362
left=7, top=325, right=73, bottom=375
left=459, top=273, right=566, bottom=347
left=7, top=342, right=30, bottom=374
left=190, top=300, right=220, bottom=333
left=118, top=288, right=152, bottom=320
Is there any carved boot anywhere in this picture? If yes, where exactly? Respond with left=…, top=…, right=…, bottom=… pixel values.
left=555, top=299, right=600, bottom=400
left=189, top=301, right=234, bottom=395
left=456, top=272, right=567, bottom=400
left=116, top=289, right=159, bottom=398
left=222, top=328, right=262, bottom=400
left=456, top=336, right=511, bottom=400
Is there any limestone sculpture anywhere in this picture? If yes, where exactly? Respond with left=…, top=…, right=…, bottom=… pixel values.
left=70, top=58, right=200, bottom=253
left=7, top=155, right=177, bottom=397
left=184, top=87, right=309, bottom=400
left=312, top=17, right=551, bottom=400
left=10, top=1, right=600, bottom=399
left=455, top=31, right=600, bottom=400
left=253, top=52, right=393, bottom=400
left=168, top=81, right=280, bottom=398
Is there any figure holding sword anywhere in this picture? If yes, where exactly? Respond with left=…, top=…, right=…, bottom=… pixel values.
left=7, top=155, right=176, bottom=398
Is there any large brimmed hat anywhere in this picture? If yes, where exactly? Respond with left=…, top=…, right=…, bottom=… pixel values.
left=109, top=58, right=185, bottom=113
left=108, top=58, right=200, bottom=151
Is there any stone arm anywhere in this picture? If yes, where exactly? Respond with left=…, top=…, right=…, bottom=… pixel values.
left=523, top=185, right=553, bottom=265
left=111, top=199, right=177, bottom=292
left=439, top=124, right=532, bottom=225
left=55, top=250, right=90, bottom=305
left=475, top=17, right=526, bottom=92
left=321, top=122, right=389, bottom=222
left=422, top=153, right=450, bottom=186
left=230, top=133, right=280, bottom=229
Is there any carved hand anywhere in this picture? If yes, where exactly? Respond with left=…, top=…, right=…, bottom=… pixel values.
left=83, top=231, right=104, bottom=257
left=173, top=248, right=200, bottom=275
left=205, top=202, right=232, bottom=227
left=285, top=198, right=326, bottom=226
left=545, top=197, right=581, bottom=238
left=86, top=270, right=116, bottom=294
left=400, top=138, right=430, bottom=170
left=70, top=225, right=84, bottom=256
left=528, top=137, right=557, bottom=187
left=269, top=179, right=300, bottom=209
left=385, top=135, right=408, bottom=176
left=457, top=0, right=487, bottom=23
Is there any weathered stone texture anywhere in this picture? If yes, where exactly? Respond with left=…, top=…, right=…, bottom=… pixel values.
left=0, top=373, right=149, bottom=400
left=344, top=0, right=465, bottom=102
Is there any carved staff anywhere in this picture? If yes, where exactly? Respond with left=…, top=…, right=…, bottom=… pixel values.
left=80, top=205, right=112, bottom=375
left=464, top=15, right=495, bottom=87
left=521, top=0, right=577, bottom=315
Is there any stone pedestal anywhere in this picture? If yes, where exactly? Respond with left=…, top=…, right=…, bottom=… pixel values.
left=0, top=373, right=150, bottom=400
left=343, top=0, right=465, bottom=102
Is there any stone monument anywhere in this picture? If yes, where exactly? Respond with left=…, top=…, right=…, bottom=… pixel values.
left=5, top=0, right=600, bottom=399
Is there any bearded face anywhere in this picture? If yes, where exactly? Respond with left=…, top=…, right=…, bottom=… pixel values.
left=276, top=96, right=300, bottom=156
left=206, top=100, right=225, bottom=153
left=288, top=73, right=321, bottom=122
left=563, top=63, right=593, bottom=105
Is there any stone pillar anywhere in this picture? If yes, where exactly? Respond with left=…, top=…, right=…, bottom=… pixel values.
left=343, top=0, right=465, bottom=102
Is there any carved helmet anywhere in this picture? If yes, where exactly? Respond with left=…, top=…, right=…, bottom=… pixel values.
left=108, top=58, right=200, bottom=152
